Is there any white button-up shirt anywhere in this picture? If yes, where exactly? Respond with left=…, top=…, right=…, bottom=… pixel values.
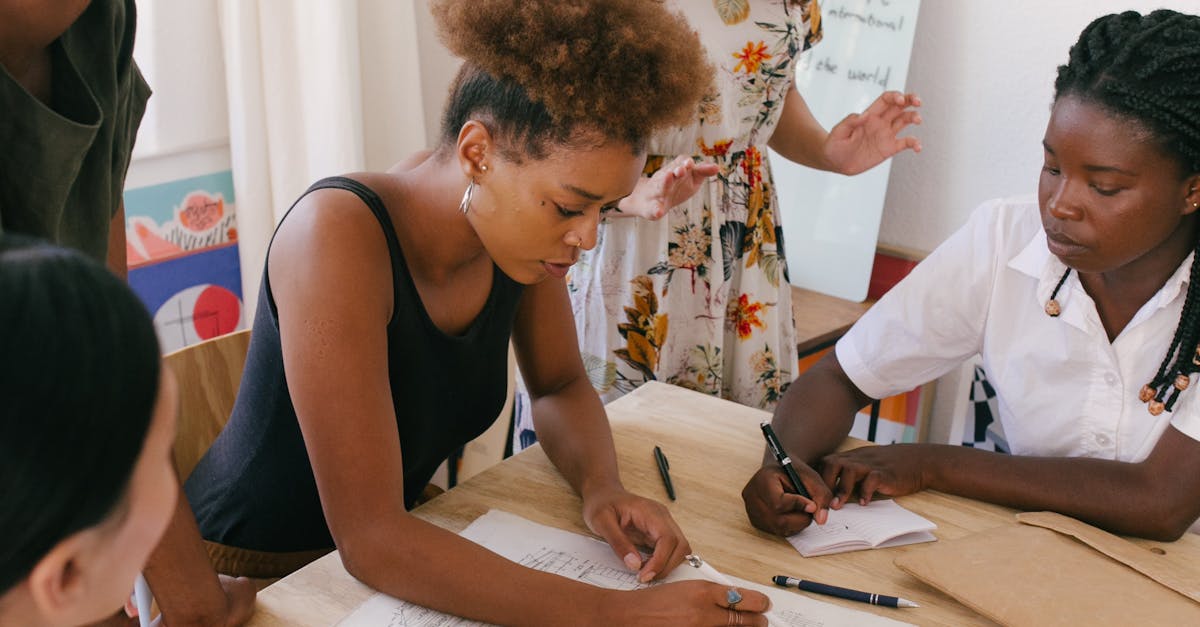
left=837, top=196, right=1200, bottom=464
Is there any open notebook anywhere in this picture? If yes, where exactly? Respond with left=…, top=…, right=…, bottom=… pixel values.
left=788, top=500, right=937, bottom=557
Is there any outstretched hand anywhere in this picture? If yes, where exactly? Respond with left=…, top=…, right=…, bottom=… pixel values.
left=582, top=486, right=691, bottom=582
left=824, top=91, right=922, bottom=176
left=617, top=155, right=720, bottom=220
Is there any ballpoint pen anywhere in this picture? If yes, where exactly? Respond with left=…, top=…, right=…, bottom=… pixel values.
left=653, top=445, right=676, bottom=500
left=773, top=575, right=920, bottom=608
left=760, top=421, right=811, bottom=499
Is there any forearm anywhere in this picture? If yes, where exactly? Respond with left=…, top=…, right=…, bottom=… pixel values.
left=341, top=514, right=609, bottom=626
left=922, top=445, right=1190, bottom=540
left=770, top=352, right=871, bottom=466
left=767, top=88, right=834, bottom=171
left=529, top=376, right=623, bottom=498
left=142, top=484, right=236, bottom=626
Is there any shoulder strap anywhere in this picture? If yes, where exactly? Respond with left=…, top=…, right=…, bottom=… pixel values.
left=261, top=176, right=405, bottom=322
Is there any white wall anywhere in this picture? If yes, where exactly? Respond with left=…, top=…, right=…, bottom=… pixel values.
left=127, top=0, right=231, bottom=189
left=130, top=0, right=228, bottom=161
left=880, top=0, right=1200, bottom=255
left=130, top=0, right=432, bottom=183
left=413, top=1, right=462, bottom=151
left=359, top=0, right=432, bottom=170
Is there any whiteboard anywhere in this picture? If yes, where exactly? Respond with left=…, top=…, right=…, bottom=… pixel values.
left=773, top=0, right=921, bottom=302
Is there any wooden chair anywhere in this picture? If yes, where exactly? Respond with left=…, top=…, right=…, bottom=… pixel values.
left=163, top=329, right=251, bottom=480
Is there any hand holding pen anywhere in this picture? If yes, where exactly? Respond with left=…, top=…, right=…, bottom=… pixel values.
left=741, top=422, right=833, bottom=535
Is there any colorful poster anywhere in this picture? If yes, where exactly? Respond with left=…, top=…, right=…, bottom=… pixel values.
left=124, top=171, right=244, bottom=353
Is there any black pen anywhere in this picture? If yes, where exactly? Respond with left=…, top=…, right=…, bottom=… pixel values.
left=653, top=445, right=676, bottom=501
left=773, top=575, right=920, bottom=608
left=759, top=421, right=811, bottom=500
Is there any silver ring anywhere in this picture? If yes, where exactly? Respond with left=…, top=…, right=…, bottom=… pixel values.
left=726, top=587, right=742, bottom=608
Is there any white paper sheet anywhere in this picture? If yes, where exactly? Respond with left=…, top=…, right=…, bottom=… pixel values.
left=337, top=510, right=913, bottom=627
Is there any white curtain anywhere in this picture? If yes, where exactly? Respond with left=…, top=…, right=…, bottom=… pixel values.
left=217, top=0, right=429, bottom=318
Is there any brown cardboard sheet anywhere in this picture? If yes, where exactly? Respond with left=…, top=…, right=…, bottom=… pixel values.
left=893, top=512, right=1200, bottom=626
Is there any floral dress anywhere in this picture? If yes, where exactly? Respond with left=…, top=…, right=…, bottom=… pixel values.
left=566, top=0, right=822, bottom=413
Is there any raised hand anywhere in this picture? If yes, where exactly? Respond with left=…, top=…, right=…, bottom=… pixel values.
left=823, top=91, right=922, bottom=176
left=616, top=155, right=720, bottom=220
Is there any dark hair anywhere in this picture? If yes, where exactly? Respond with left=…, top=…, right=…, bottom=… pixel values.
left=1054, top=10, right=1200, bottom=414
left=0, top=235, right=162, bottom=594
left=431, top=0, right=712, bottom=161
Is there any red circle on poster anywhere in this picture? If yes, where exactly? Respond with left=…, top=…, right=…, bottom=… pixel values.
left=192, top=285, right=241, bottom=340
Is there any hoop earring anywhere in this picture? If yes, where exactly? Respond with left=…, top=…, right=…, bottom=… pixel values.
left=459, top=178, right=476, bottom=214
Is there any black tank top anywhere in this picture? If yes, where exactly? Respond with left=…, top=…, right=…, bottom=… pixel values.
left=185, top=177, right=524, bottom=552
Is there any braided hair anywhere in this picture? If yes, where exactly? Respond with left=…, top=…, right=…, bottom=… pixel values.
left=1054, top=10, right=1200, bottom=414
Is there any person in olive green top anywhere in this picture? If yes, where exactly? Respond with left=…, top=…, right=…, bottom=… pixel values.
left=0, top=0, right=146, bottom=276
left=0, top=1, right=253, bottom=625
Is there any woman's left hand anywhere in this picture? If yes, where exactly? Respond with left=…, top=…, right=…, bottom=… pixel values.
left=818, top=444, right=933, bottom=508
left=582, top=486, right=691, bottom=583
left=616, top=155, right=719, bottom=220
left=823, top=91, right=922, bottom=175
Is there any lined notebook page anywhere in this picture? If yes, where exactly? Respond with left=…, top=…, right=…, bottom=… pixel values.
left=788, top=500, right=936, bottom=557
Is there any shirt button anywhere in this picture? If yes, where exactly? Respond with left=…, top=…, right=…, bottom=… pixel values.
left=1095, top=433, right=1112, bottom=447
left=1104, top=372, right=1119, bottom=386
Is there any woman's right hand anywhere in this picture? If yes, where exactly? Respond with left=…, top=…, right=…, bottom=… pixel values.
left=603, top=580, right=771, bottom=626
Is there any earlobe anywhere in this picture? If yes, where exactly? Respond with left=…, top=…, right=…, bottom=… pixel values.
left=1181, top=172, right=1200, bottom=210
left=25, top=533, right=89, bottom=621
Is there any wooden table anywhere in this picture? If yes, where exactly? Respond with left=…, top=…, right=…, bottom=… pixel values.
left=246, top=382, right=1181, bottom=626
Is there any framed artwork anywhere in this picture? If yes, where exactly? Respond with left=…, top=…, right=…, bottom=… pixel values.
left=124, top=170, right=244, bottom=353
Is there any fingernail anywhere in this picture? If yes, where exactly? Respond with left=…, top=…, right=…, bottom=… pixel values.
left=623, top=552, right=642, bottom=571
left=640, top=570, right=657, bottom=582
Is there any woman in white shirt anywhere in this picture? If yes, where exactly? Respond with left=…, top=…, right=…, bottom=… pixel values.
left=742, top=9, right=1200, bottom=541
